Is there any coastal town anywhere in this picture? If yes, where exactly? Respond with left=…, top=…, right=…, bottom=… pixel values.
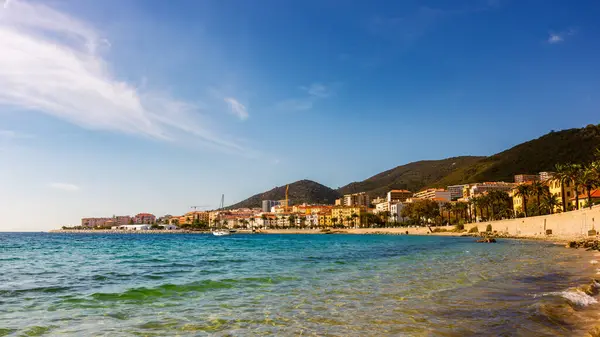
left=70, top=165, right=600, bottom=233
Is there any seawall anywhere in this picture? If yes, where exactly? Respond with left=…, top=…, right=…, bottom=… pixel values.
left=465, top=205, right=600, bottom=240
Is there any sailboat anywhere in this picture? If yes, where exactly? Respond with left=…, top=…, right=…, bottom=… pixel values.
left=212, top=194, right=231, bottom=236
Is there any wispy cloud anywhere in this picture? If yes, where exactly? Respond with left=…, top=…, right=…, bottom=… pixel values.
left=547, top=28, right=577, bottom=44
left=48, top=182, right=80, bottom=191
left=276, top=82, right=337, bottom=112
left=302, top=83, right=331, bottom=98
left=224, top=97, right=249, bottom=120
left=0, top=0, right=244, bottom=153
left=0, top=129, right=33, bottom=139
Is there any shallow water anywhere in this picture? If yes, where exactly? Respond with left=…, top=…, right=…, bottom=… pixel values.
left=0, top=233, right=598, bottom=336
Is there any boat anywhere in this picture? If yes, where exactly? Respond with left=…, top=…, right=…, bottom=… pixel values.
left=212, top=230, right=230, bottom=236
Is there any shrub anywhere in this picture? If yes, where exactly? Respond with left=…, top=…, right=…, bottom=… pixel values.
left=468, top=226, right=479, bottom=233
left=486, top=224, right=493, bottom=232
left=432, top=228, right=447, bottom=233
left=454, top=224, right=465, bottom=232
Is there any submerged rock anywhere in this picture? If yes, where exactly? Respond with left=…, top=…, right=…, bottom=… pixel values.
left=476, top=238, right=497, bottom=243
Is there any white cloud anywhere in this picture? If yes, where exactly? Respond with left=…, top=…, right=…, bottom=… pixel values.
left=303, top=83, right=331, bottom=98
left=547, top=28, right=577, bottom=44
left=224, top=97, right=249, bottom=120
left=276, top=82, right=336, bottom=112
left=48, top=182, right=80, bottom=191
left=548, top=33, right=563, bottom=44
left=0, top=0, right=243, bottom=153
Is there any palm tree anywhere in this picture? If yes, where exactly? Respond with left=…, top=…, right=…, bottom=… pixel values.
left=552, top=164, right=571, bottom=212
left=331, top=217, right=338, bottom=228
left=514, top=184, right=532, bottom=217
left=531, top=181, right=546, bottom=216
left=542, top=192, right=560, bottom=214
left=351, top=213, right=359, bottom=228
left=442, top=203, right=452, bottom=225
left=345, top=216, right=352, bottom=228
left=578, top=166, right=599, bottom=209
left=568, top=163, right=583, bottom=210
left=471, top=196, right=480, bottom=222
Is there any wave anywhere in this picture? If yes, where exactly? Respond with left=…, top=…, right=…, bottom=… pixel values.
left=536, top=280, right=600, bottom=307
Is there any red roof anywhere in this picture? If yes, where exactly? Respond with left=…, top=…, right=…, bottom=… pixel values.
left=573, top=189, right=600, bottom=200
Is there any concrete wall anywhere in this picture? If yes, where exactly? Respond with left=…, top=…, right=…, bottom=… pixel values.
left=465, top=205, right=600, bottom=239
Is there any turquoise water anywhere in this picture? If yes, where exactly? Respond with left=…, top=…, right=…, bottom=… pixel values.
left=1, top=233, right=598, bottom=336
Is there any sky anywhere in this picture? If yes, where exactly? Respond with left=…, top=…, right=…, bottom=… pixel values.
left=1, top=0, right=599, bottom=231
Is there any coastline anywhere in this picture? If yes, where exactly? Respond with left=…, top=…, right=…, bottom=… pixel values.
left=49, top=227, right=594, bottom=244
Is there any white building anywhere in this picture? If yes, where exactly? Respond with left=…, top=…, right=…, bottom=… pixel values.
left=161, top=224, right=178, bottom=230
left=413, top=189, right=452, bottom=202
left=389, top=203, right=407, bottom=222
left=117, top=224, right=151, bottom=230
left=374, top=201, right=390, bottom=214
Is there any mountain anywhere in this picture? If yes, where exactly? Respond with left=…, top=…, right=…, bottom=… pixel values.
left=227, top=179, right=340, bottom=209
left=336, top=156, right=485, bottom=198
left=229, top=124, right=600, bottom=207
left=432, top=124, right=600, bottom=187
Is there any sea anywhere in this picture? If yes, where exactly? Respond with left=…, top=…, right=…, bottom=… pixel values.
left=1, top=233, right=599, bottom=336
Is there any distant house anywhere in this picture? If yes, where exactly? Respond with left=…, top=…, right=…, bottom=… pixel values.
left=117, top=224, right=151, bottom=230
left=161, top=224, right=178, bottom=230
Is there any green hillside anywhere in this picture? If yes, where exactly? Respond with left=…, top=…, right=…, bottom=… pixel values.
left=432, top=125, right=600, bottom=187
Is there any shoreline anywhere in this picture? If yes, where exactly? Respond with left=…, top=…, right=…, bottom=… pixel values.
left=48, top=227, right=595, bottom=243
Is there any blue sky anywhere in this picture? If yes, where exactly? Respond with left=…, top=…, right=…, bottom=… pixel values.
left=1, top=0, right=599, bottom=230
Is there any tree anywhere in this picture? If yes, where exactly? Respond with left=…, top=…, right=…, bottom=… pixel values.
left=288, top=215, right=296, bottom=228
left=401, top=199, right=439, bottom=226
left=568, top=163, right=583, bottom=210
left=514, top=184, right=532, bottom=217
left=578, top=166, right=599, bottom=210
left=345, top=216, right=352, bottom=228
left=331, top=217, right=338, bottom=228
left=351, top=213, right=359, bottom=228
left=552, top=163, right=571, bottom=212
left=542, top=192, right=560, bottom=214
left=442, top=203, right=452, bottom=225
left=531, top=181, right=546, bottom=216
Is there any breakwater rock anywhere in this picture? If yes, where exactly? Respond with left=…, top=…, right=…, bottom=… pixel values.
left=566, top=239, right=600, bottom=250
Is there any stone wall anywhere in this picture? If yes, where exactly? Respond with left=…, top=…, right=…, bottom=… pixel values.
left=465, top=205, right=600, bottom=239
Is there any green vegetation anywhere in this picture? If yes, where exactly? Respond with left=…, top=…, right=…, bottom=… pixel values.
left=400, top=199, right=440, bottom=226
left=486, top=224, right=493, bottom=232
left=468, top=226, right=479, bottom=233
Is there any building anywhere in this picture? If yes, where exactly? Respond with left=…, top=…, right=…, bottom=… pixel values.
left=514, top=174, right=539, bottom=183
left=547, top=178, right=579, bottom=212
left=539, top=172, right=555, bottom=182
left=573, top=190, right=600, bottom=209
left=374, top=201, right=390, bottom=214
left=342, top=192, right=370, bottom=207
left=261, top=200, right=280, bottom=213
left=389, top=203, right=407, bottom=222
left=335, top=198, right=343, bottom=206
left=371, top=197, right=386, bottom=205
left=331, top=206, right=367, bottom=228
left=413, top=189, right=451, bottom=202
left=161, top=224, right=178, bottom=230
left=318, top=211, right=333, bottom=227
left=81, top=217, right=111, bottom=227
left=464, top=182, right=515, bottom=199
left=386, top=190, right=412, bottom=203
left=134, top=213, right=156, bottom=224
left=114, top=224, right=151, bottom=231
left=447, top=185, right=468, bottom=201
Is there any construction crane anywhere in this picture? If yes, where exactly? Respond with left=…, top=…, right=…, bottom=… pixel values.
left=285, top=185, right=289, bottom=211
